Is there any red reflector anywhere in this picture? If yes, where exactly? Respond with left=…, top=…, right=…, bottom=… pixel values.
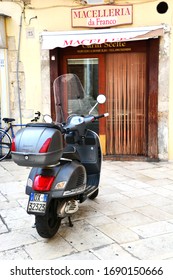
left=33, top=175, right=55, bottom=191
left=11, top=138, right=16, bottom=151
left=39, top=138, right=51, bottom=153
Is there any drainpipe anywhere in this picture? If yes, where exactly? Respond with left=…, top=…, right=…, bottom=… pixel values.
left=16, top=12, right=23, bottom=126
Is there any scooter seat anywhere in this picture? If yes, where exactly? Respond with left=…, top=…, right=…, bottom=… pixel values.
left=62, top=146, right=80, bottom=161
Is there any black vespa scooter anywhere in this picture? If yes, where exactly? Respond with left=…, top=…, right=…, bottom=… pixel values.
left=12, top=73, right=109, bottom=238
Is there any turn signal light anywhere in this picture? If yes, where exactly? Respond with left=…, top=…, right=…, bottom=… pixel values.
left=33, top=175, right=55, bottom=191
left=39, top=138, right=51, bottom=153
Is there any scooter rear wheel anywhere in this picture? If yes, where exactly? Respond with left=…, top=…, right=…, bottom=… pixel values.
left=35, top=199, right=61, bottom=238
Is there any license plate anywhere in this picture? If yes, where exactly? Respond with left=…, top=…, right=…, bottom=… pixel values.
left=27, top=193, right=48, bottom=214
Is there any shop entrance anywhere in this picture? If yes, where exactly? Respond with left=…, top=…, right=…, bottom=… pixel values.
left=50, top=39, right=159, bottom=160
left=106, top=52, right=147, bottom=156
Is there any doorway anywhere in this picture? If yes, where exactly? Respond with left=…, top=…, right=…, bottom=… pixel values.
left=106, top=52, right=147, bottom=156
left=50, top=39, right=159, bottom=160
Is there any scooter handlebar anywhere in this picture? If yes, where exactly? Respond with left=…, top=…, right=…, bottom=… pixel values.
left=62, top=113, right=109, bottom=133
left=94, top=113, right=109, bottom=120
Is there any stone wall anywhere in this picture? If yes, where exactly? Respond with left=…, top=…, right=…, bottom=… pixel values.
left=158, top=32, right=170, bottom=160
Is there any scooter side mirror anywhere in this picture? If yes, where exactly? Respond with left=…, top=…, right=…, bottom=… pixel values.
left=43, top=114, right=53, bottom=123
left=97, top=94, right=106, bottom=104
left=89, top=94, right=106, bottom=115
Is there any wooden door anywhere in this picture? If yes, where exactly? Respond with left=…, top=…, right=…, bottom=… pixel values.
left=105, top=52, right=147, bottom=156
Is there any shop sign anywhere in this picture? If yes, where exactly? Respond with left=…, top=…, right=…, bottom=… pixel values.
left=77, top=41, right=132, bottom=54
left=71, top=5, right=133, bottom=28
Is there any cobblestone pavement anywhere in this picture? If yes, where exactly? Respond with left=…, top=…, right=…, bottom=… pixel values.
left=1, top=159, right=173, bottom=260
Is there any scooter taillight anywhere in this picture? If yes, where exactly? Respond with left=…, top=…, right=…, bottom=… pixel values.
left=39, top=138, right=51, bottom=153
left=33, top=175, right=55, bottom=191
left=11, top=137, right=16, bottom=151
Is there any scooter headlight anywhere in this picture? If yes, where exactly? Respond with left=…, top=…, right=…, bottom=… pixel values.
left=55, top=181, right=67, bottom=190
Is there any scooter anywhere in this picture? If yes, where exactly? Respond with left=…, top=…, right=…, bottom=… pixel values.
left=11, top=73, right=109, bottom=238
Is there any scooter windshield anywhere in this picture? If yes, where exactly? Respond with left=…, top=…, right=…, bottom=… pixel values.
left=53, top=73, right=92, bottom=123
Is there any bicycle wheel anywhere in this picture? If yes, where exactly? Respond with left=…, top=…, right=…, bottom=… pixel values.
left=0, top=129, right=12, bottom=161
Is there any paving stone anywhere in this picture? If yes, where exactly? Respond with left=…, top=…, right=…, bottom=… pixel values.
left=149, top=186, right=173, bottom=198
left=0, top=200, right=19, bottom=210
left=138, top=167, right=170, bottom=179
left=91, top=243, right=138, bottom=260
left=0, top=248, right=31, bottom=260
left=17, top=198, right=29, bottom=209
left=4, top=216, right=34, bottom=231
left=147, top=178, right=173, bottom=187
left=116, top=169, right=145, bottom=180
left=139, top=193, right=173, bottom=207
left=90, top=200, right=132, bottom=216
left=86, top=214, right=115, bottom=227
left=164, top=184, right=173, bottom=191
left=162, top=204, right=173, bottom=215
left=0, top=182, right=25, bottom=197
left=59, top=220, right=113, bottom=251
left=0, top=167, right=8, bottom=177
left=118, top=197, right=148, bottom=209
left=0, top=231, right=37, bottom=252
left=57, top=250, right=99, bottom=260
left=121, top=189, right=153, bottom=198
left=0, top=192, right=7, bottom=202
left=123, top=162, right=156, bottom=170
left=94, top=192, right=128, bottom=203
left=24, top=236, right=78, bottom=260
left=122, top=233, right=173, bottom=259
left=113, top=182, right=136, bottom=192
left=1, top=206, right=29, bottom=221
left=97, top=221, right=139, bottom=244
left=0, top=174, right=14, bottom=183
left=124, top=179, right=152, bottom=189
left=71, top=203, right=102, bottom=221
left=135, top=205, right=173, bottom=221
left=112, top=211, right=154, bottom=227
left=0, top=218, right=9, bottom=234
left=131, top=221, right=173, bottom=238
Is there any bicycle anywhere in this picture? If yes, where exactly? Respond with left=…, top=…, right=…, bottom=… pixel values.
left=0, top=112, right=47, bottom=161
left=0, top=118, right=26, bottom=161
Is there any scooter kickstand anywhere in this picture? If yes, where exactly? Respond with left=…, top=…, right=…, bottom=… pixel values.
left=68, top=216, right=73, bottom=227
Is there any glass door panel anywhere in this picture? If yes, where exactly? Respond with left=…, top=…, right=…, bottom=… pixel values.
left=67, top=58, right=99, bottom=133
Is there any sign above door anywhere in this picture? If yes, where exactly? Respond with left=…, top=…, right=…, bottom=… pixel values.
left=71, top=4, right=133, bottom=28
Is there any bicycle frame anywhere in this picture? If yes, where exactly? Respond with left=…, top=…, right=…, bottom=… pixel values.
left=0, top=119, right=26, bottom=161
left=0, top=111, right=43, bottom=161
left=1, top=123, right=25, bottom=139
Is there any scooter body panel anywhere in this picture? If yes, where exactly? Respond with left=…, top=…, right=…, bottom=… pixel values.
left=26, top=160, right=87, bottom=198
left=65, top=129, right=102, bottom=175
left=26, top=160, right=87, bottom=216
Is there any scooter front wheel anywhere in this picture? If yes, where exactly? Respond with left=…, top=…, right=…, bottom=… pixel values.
left=35, top=199, right=61, bottom=238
